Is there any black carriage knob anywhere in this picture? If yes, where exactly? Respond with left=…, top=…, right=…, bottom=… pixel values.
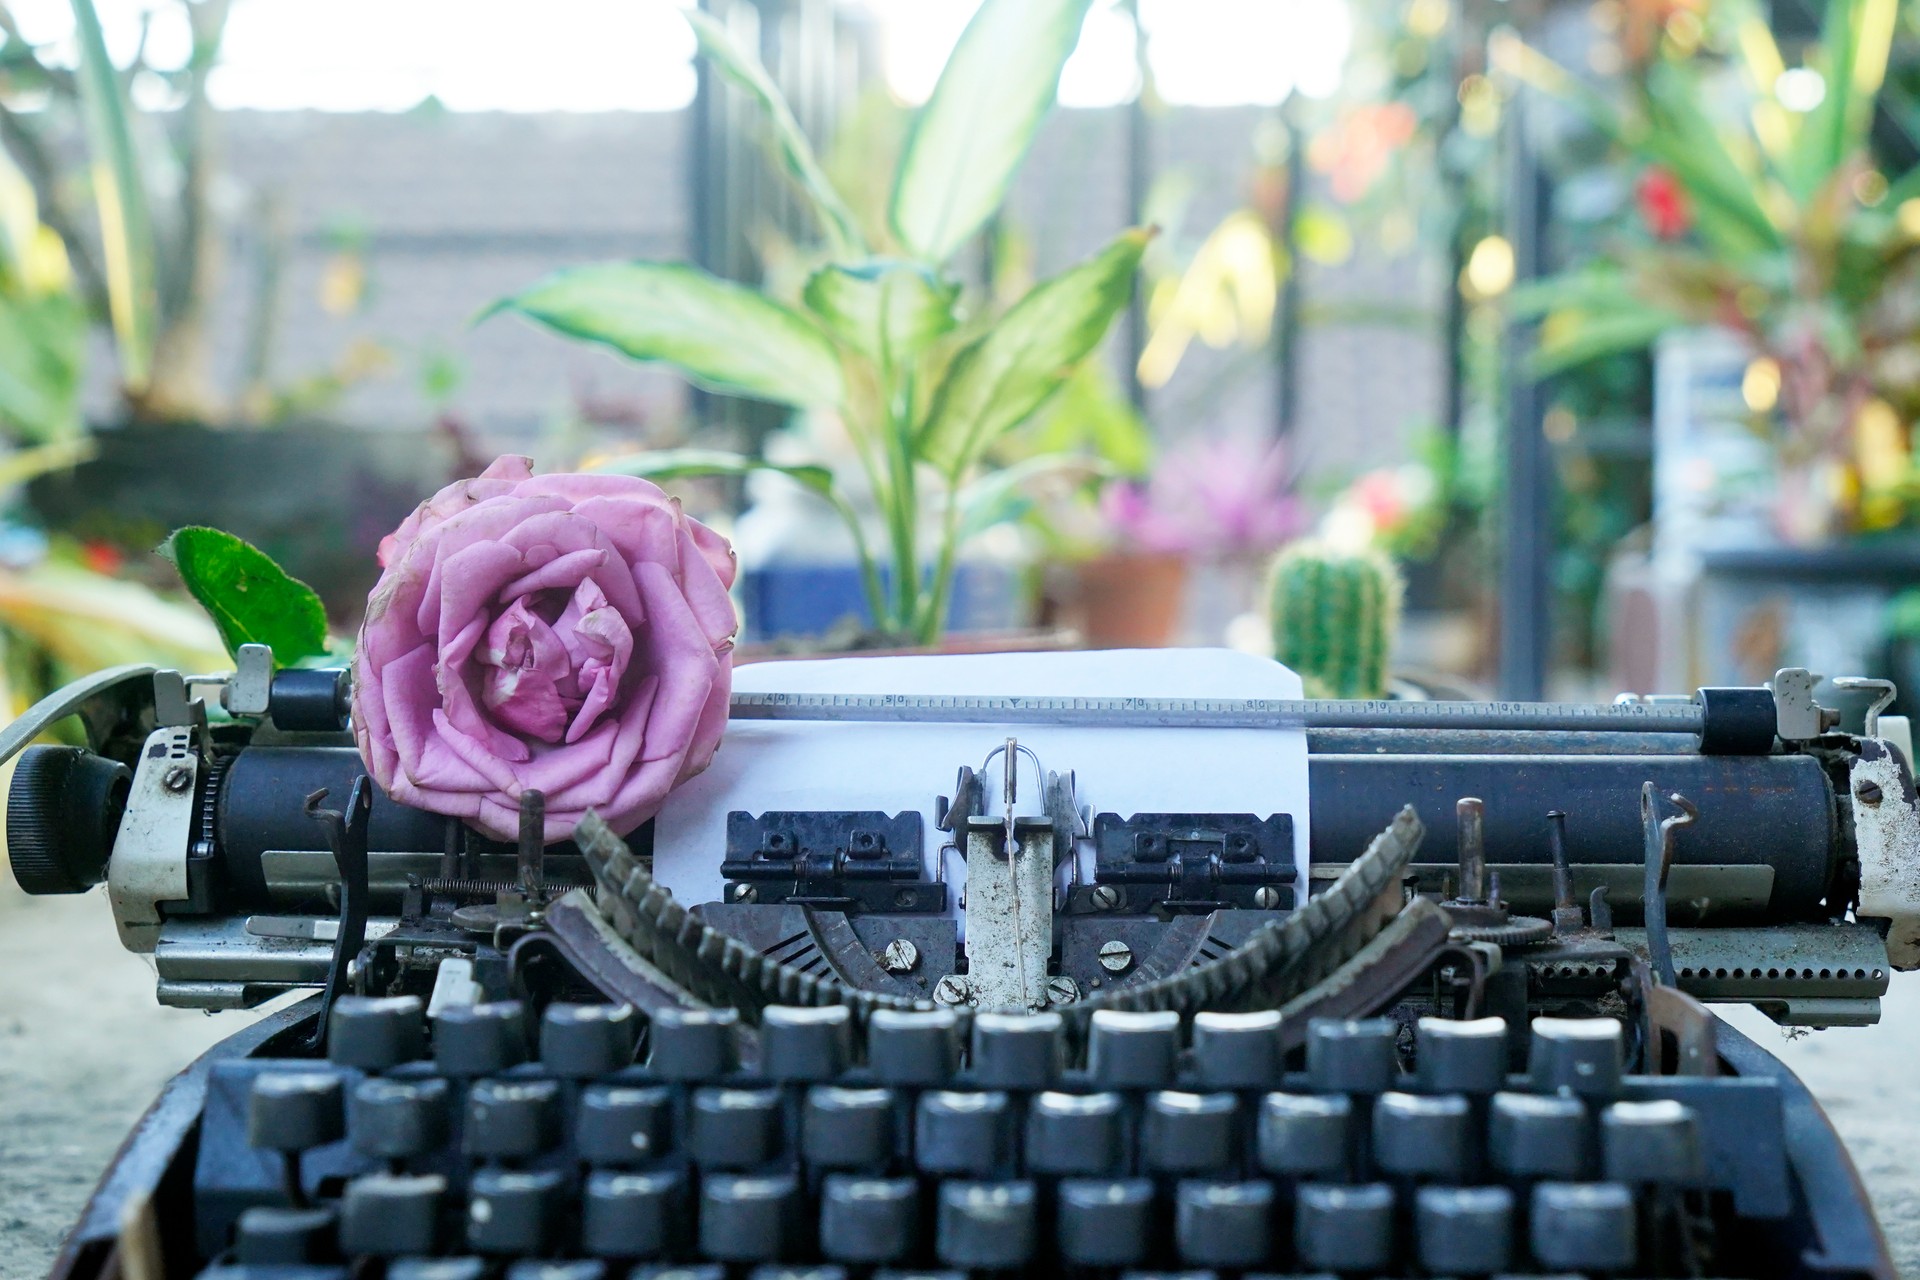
left=6, top=745, right=131, bottom=895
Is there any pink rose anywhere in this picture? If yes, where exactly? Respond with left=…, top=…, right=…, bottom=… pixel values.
left=353, top=455, right=738, bottom=842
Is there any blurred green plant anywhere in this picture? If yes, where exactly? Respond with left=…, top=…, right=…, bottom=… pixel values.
left=0, top=0, right=389, bottom=426
left=1503, top=0, right=1920, bottom=542
left=489, top=0, right=1144, bottom=644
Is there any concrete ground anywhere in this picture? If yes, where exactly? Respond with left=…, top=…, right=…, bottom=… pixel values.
left=2, top=876, right=1918, bottom=1278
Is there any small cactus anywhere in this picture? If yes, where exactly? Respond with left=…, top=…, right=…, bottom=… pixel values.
left=1268, top=540, right=1403, bottom=700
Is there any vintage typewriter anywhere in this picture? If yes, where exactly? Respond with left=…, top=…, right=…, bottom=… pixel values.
left=5, top=644, right=1917, bottom=1280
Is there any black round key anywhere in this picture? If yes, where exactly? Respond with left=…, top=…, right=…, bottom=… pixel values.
left=1417, top=1185, right=1514, bottom=1275
left=867, top=1009, right=959, bottom=1086
left=762, top=1006, right=853, bottom=1082
left=350, top=1076, right=450, bottom=1161
left=1372, top=1091, right=1473, bottom=1180
left=648, top=1007, right=739, bottom=1081
left=1143, top=1091, right=1239, bottom=1173
left=748, top=1269, right=845, bottom=1280
left=1307, top=1018, right=1399, bottom=1094
left=1528, top=1017, right=1623, bottom=1097
left=578, top=1083, right=673, bottom=1166
left=1416, top=1017, right=1509, bottom=1094
left=467, top=1167, right=564, bottom=1255
left=1530, top=1181, right=1637, bottom=1271
left=1488, top=1091, right=1589, bottom=1179
left=1295, top=1182, right=1396, bottom=1273
left=388, top=1260, right=488, bottom=1280
left=249, top=1071, right=346, bottom=1152
left=464, top=1078, right=560, bottom=1159
left=1192, top=1010, right=1284, bottom=1090
left=969, top=1012, right=1062, bottom=1089
left=1257, top=1092, right=1351, bottom=1177
left=700, top=1174, right=800, bottom=1262
left=582, top=1168, right=681, bottom=1258
left=820, top=1175, right=918, bottom=1263
left=803, top=1086, right=895, bottom=1169
left=1176, top=1181, right=1274, bottom=1268
left=1087, top=1010, right=1180, bottom=1088
left=1601, top=1099, right=1704, bottom=1185
left=540, top=1002, right=639, bottom=1078
left=434, top=1001, right=527, bottom=1077
left=690, top=1087, right=784, bottom=1169
left=329, top=995, right=426, bottom=1071
left=1026, top=1091, right=1122, bottom=1175
left=340, top=1172, right=445, bottom=1256
left=506, top=1263, right=607, bottom=1280
left=915, top=1090, right=1009, bottom=1176
left=630, top=1268, right=725, bottom=1280
left=1056, top=1178, right=1153, bottom=1267
left=235, top=1205, right=336, bottom=1264
left=936, top=1181, right=1036, bottom=1269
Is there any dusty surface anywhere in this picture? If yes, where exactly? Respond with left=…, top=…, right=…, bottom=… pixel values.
left=0, top=875, right=268, bottom=1279
left=2, top=873, right=1919, bottom=1278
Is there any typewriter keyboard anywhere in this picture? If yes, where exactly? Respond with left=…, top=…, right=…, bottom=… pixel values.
left=188, top=997, right=1799, bottom=1279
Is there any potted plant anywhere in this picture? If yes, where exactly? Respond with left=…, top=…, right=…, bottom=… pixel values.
left=488, top=0, right=1145, bottom=647
left=1504, top=0, right=1920, bottom=545
left=4, top=0, right=457, bottom=615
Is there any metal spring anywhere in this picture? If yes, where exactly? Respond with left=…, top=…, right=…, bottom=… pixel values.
left=418, top=876, right=590, bottom=898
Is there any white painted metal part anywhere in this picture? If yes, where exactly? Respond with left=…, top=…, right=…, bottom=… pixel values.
left=107, top=727, right=198, bottom=952
left=1851, top=743, right=1920, bottom=971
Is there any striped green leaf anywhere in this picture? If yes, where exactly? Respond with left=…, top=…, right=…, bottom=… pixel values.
left=890, top=0, right=1094, bottom=264
left=488, top=262, right=847, bottom=409
left=920, top=227, right=1148, bottom=476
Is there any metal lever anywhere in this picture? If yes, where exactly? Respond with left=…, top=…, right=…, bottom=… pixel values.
left=1833, top=677, right=1898, bottom=738
left=1640, top=782, right=1696, bottom=987
left=303, top=776, right=372, bottom=1052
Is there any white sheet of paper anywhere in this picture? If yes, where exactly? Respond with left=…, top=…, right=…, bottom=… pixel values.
left=652, top=648, right=1311, bottom=911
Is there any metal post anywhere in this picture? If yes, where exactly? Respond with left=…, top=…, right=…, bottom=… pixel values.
left=1274, top=92, right=1304, bottom=438
left=1499, top=86, right=1552, bottom=700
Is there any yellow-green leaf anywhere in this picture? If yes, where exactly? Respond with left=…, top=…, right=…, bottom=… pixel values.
left=802, top=259, right=959, bottom=370
left=920, top=228, right=1149, bottom=476
left=487, top=262, right=847, bottom=409
left=70, top=0, right=157, bottom=393
left=890, top=0, right=1095, bottom=264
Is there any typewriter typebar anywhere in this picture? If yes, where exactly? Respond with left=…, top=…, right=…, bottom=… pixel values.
left=4, top=646, right=1915, bottom=1279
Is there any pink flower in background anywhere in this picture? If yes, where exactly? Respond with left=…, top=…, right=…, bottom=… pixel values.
left=353, top=455, right=738, bottom=843
left=1101, top=435, right=1305, bottom=556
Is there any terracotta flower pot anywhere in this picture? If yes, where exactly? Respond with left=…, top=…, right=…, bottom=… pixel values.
left=1053, top=551, right=1189, bottom=649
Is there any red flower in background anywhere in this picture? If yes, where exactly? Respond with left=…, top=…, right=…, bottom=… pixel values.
left=1636, top=167, right=1692, bottom=239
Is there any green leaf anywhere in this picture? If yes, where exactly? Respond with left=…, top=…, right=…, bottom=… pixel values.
left=1527, top=308, right=1681, bottom=378
left=1785, top=0, right=1896, bottom=201
left=956, top=452, right=1117, bottom=540
left=487, top=262, right=847, bottom=409
left=591, top=447, right=837, bottom=499
left=802, top=259, right=960, bottom=370
left=890, top=0, right=1095, bottom=264
left=69, top=0, right=157, bottom=393
left=1023, top=360, right=1154, bottom=475
left=683, top=8, right=865, bottom=256
left=921, top=228, right=1149, bottom=476
left=158, top=527, right=330, bottom=666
